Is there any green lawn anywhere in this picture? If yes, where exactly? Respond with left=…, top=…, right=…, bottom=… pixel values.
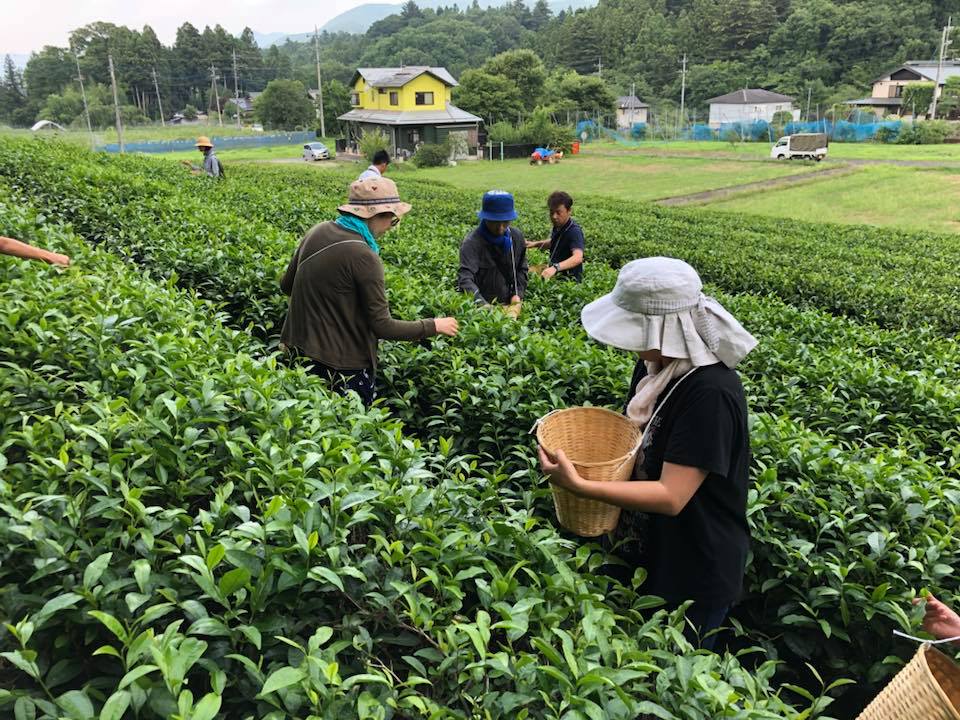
left=406, top=153, right=817, bottom=202
left=703, top=165, right=960, bottom=233
left=610, top=138, right=960, bottom=162
left=159, top=141, right=341, bottom=164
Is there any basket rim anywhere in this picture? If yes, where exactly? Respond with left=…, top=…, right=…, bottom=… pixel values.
left=921, top=644, right=960, bottom=720
left=536, top=406, right=642, bottom=469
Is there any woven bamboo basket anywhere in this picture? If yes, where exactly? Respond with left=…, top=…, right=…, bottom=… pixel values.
left=857, top=644, right=960, bottom=720
left=535, top=407, right=642, bottom=537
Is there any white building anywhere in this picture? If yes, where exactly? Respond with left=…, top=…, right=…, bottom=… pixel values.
left=707, top=89, right=798, bottom=128
left=616, top=95, right=649, bottom=128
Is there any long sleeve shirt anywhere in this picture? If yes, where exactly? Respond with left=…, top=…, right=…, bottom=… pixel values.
left=456, top=226, right=528, bottom=304
left=280, top=221, right=436, bottom=371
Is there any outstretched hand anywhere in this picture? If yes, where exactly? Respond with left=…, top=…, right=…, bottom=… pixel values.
left=914, top=595, right=960, bottom=643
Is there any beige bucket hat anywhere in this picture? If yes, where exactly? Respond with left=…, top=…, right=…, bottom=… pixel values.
left=581, top=257, right=757, bottom=368
left=195, top=136, right=214, bottom=148
left=338, top=177, right=412, bottom=219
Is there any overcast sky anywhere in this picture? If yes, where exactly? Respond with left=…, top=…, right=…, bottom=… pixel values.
left=1, top=0, right=376, bottom=55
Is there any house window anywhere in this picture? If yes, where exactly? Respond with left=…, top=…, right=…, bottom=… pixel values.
left=350, top=93, right=360, bottom=105
left=378, top=88, right=386, bottom=94
left=408, top=130, right=421, bottom=144
left=390, top=91, right=399, bottom=106
left=415, top=92, right=434, bottom=106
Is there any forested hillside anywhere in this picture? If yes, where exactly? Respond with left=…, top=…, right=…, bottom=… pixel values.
left=2, top=0, right=957, bottom=128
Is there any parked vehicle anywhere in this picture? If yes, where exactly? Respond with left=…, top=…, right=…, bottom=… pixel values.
left=770, top=133, right=828, bottom=161
left=303, top=142, right=331, bottom=161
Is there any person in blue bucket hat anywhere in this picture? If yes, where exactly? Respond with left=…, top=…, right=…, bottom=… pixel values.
left=456, top=190, right=528, bottom=317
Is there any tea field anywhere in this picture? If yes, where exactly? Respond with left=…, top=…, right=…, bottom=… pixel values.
left=2, top=138, right=960, bottom=719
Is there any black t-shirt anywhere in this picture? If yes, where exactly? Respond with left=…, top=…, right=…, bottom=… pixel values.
left=621, top=361, right=751, bottom=607
left=548, top=219, right=585, bottom=282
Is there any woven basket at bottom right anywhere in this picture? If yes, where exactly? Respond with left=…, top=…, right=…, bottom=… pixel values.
left=857, top=644, right=960, bottom=720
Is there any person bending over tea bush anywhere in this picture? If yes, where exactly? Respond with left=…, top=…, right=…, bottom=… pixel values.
left=458, top=190, right=527, bottom=318
left=539, top=257, right=757, bottom=650
left=280, top=177, right=459, bottom=405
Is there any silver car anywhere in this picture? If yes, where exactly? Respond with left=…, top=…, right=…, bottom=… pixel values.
left=303, top=142, right=330, bottom=161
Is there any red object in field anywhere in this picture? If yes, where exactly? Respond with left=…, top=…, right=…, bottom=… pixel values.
left=571, top=141, right=580, bottom=154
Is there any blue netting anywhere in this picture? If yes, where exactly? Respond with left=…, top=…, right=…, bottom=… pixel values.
left=682, top=120, right=903, bottom=142
left=99, top=131, right=318, bottom=154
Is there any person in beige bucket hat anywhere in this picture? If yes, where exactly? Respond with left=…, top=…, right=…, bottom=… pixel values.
left=539, top=256, right=757, bottom=650
left=280, top=177, right=458, bottom=405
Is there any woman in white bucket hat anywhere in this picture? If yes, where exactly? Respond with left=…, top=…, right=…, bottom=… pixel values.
left=539, top=256, right=757, bottom=650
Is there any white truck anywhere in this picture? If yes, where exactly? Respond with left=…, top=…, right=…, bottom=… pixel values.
left=770, top=133, right=829, bottom=161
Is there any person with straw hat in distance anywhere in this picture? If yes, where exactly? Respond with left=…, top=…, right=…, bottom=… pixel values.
left=280, top=177, right=459, bottom=406
left=457, top=190, right=528, bottom=319
left=181, top=136, right=223, bottom=178
left=538, top=257, right=757, bottom=649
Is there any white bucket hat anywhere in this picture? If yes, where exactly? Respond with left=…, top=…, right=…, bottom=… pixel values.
left=581, top=257, right=757, bottom=368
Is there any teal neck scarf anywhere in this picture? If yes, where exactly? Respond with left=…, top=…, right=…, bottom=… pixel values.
left=335, top=213, right=379, bottom=254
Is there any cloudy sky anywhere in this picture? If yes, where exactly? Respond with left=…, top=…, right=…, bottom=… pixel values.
left=1, top=0, right=375, bottom=54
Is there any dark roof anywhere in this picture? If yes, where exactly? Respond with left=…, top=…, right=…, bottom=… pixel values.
left=617, top=95, right=649, bottom=109
left=707, top=89, right=795, bottom=104
left=353, top=66, right=458, bottom=89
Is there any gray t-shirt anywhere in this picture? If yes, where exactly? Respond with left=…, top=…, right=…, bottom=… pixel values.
left=203, top=151, right=222, bottom=178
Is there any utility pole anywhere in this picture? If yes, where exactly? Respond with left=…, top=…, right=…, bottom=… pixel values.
left=629, top=81, right=636, bottom=128
left=597, top=55, right=602, bottom=78
left=108, top=52, right=125, bottom=153
left=931, top=17, right=953, bottom=119
left=210, top=65, right=223, bottom=126
left=72, top=45, right=94, bottom=148
left=152, top=68, right=166, bottom=127
left=314, top=26, right=326, bottom=137
left=678, top=53, right=687, bottom=138
left=232, top=50, right=241, bottom=129
left=805, top=86, right=812, bottom=122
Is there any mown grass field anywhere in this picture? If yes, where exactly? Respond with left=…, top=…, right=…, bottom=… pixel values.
left=406, top=152, right=818, bottom=202
left=621, top=138, right=960, bottom=161
left=703, top=165, right=960, bottom=234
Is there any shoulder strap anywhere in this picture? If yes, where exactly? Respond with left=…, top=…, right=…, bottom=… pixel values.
left=298, top=238, right=366, bottom=268
left=640, top=366, right=699, bottom=446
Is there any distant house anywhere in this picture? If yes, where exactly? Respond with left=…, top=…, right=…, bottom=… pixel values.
left=846, top=61, right=960, bottom=116
left=337, top=66, right=481, bottom=157
left=616, top=96, right=649, bottom=129
left=707, top=89, right=798, bottom=128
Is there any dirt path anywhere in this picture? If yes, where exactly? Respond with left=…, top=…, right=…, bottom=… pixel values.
left=655, top=165, right=857, bottom=206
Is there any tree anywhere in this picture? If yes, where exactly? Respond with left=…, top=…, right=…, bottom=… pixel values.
left=901, top=82, right=935, bottom=118
left=0, top=56, right=27, bottom=126
left=254, top=79, right=314, bottom=129
left=453, top=69, right=523, bottom=123
left=481, top=49, right=546, bottom=109
left=545, top=70, right=616, bottom=115
left=321, top=79, right=352, bottom=136
left=936, top=76, right=960, bottom=119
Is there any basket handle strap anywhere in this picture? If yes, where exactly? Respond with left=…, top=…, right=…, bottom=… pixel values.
left=529, top=408, right=564, bottom=435
left=893, top=630, right=960, bottom=645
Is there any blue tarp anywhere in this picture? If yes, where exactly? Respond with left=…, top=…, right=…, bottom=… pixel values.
left=99, top=131, right=317, bottom=154
left=684, top=120, right=903, bottom=142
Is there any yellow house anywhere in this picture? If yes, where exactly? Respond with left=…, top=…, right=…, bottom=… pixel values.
left=338, top=66, right=481, bottom=157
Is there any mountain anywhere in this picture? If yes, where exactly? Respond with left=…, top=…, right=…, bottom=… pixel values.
left=253, top=0, right=596, bottom=45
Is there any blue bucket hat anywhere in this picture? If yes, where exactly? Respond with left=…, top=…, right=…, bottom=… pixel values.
left=477, top=190, right=518, bottom=222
